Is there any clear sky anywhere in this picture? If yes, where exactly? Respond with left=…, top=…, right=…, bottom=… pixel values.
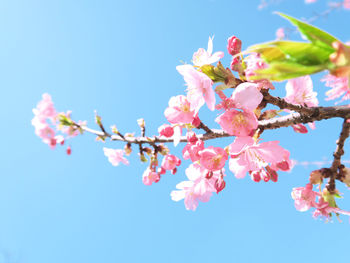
left=1, top=0, right=350, bottom=262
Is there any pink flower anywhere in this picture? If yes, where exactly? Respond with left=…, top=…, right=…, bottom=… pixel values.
left=275, top=27, right=285, bottom=40
left=215, top=109, right=258, bottom=137
left=192, top=36, right=224, bottom=67
left=291, top=184, right=319, bottom=212
left=227, top=36, right=242, bottom=56
left=216, top=83, right=262, bottom=111
left=344, top=0, right=350, bottom=9
left=228, top=136, right=290, bottom=178
left=142, top=167, right=160, bottom=186
left=199, top=146, right=228, bottom=171
left=103, top=147, right=129, bottom=166
left=244, top=53, right=274, bottom=90
left=170, top=163, right=224, bottom=210
left=161, top=154, right=181, bottom=171
left=231, top=82, right=263, bottom=110
left=158, top=124, right=174, bottom=137
left=285, top=76, right=318, bottom=107
left=32, top=93, right=57, bottom=121
left=32, top=93, right=59, bottom=148
left=312, top=197, right=350, bottom=220
left=164, top=95, right=195, bottom=124
left=321, top=74, right=350, bottom=103
left=182, top=132, right=205, bottom=162
left=176, top=65, right=215, bottom=112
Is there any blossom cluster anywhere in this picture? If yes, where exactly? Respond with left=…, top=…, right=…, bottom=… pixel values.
left=33, top=30, right=350, bottom=220
left=32, top=93, right=83, bottom=154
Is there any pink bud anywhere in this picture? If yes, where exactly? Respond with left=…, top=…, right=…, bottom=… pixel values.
left=158, top=124, right=174, bottom=137
left=276, top=161, right=290, bottom=171
left=191, top=115, right=201, bottom=127
left=186, top=131, right=198, bottom=144
left=155, top=174, right=161, bottom=183
left=206, top=171, right=213, bottom=179
left=215, top=178, right=226, bottom=193
left=50, top=138, right=57, bottom=148
left=171, top=168, right=177, bottom=175
left=66, top=146, right=72, bottom=155
left=292, top=124, right=308, bottom=134
left=250, top=171, right=261, bottom=182
left=227, top=36, right=242, bottom=56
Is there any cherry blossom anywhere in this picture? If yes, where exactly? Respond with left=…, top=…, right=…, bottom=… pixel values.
left=285, top=76, right=319, bottom=107
left=176, top=65, right=215, bottom=112
left=170, top=163, right=224, bottom=210
left=321, top=74, right=350, bottom=103
left=275, top=27, right=285, bottom=40
left=216, top=82, right=262, bottom=112
left=344, top=0, right=350, bottom=9
left=161, top=154, right=181, bottom=171
left=291, top=183, right=319, bottom=212
left=182, top=132, right=205, bottom=162
left=103, top=147, right=129, bottom=166
left=313, top=197, right=350, bottom=220
left=164, top=95, right=195, bottom=124
left=199, top=146, right=228, bottom=171
left=192, top=36, right=224, bottom=67
left=142, top=167, right=160, bottom=186
left=215, top=109, right=258, bottom=136
left=231, top=82, right=263, bottom=110
left=228, top=137, right=290, bottom=179
left=244, top=52, right=274, bottom=90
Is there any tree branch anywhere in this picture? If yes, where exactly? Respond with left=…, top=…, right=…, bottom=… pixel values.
left=74, top=104, right=350, bottom=145
left=327, top=119, right=350, bottom=193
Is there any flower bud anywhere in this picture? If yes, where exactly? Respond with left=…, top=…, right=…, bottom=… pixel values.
left=66, top=146, right=72, bottom=155
left=124, top=143, right=132, bottom=156
left=250, top=171, right=261, bottom=182
left=143, top=147, right=152, bottom=155
left=158, top=144, right=170, bottom=155
left=158, top=124, right=174, bottom=137
left=191, top=115, right=201, bottom=128
left=111, top=125, right=119, bottom=134
left=292, top=124, right=308, bottom=134
left=215, top=178, right=226, bottom=193
left=137, top=118, right=145, bottom=129
left=227, top=35, right=242, bottom=56
left=206, top=171, right=213, bottom=179
left=139, top=153, right=148, bottom=163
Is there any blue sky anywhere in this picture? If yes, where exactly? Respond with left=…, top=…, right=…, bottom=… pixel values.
left=1, top=0, right=350, bottom=262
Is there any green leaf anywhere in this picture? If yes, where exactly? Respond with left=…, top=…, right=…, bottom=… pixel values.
left=250, top=41, right=332, bottom=65
left=251, top=61, right=327, bottom=81
left=277, top=12, right=339, bottom=51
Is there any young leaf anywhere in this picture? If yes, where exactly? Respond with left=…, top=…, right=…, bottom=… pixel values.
left=277, top=12, right=339, bottom=51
